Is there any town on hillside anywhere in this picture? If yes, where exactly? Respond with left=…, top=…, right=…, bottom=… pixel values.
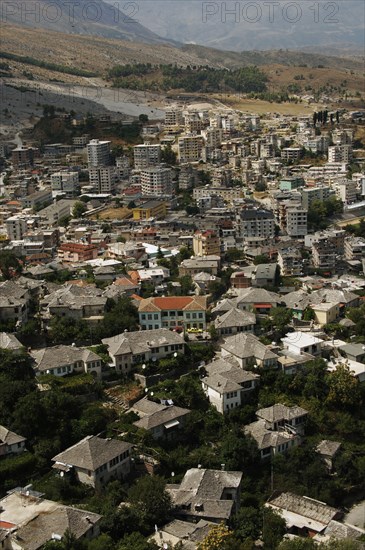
left=0, top=103, right=365, bottom=550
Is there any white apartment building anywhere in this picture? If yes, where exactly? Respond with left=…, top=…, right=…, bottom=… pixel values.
left=281, top=147, right=302, bottom=161
left=87, top=139, right=111, bottom=168
left=89, top=166, right=117, bottom=194
left=236, top=209, right=276, bottom=240
left=140, top=166, right=173, bottom=196
left=202, top=127, right=223, bottom=148
left=328, top=145, right=352, bottom=164
left=6, top=215, right=28, bottom=241
left=333, top=179, right=358, bottom=204
left=178, top=135, right=204, bottom=163
left=51, top=171, right=79, bottom=197
left=344, top=237, right=365, bottom=261
left=301, top=186, right=334, bottom=209
left=134, top=144, right=161, bottom=170
left=286, top=208, right=308, bottom=238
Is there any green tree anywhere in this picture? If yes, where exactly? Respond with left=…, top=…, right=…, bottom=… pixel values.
left=128, top=475, right=172, bottom=529
left=72, top=201, right=87, bottom=218
left=139, top=114, right=149, bottom=123
left=326, top=363, right=360, bottom=408
left=262, top=507, right=286, bottom=549
left=0, top=251, right=23, bottom=279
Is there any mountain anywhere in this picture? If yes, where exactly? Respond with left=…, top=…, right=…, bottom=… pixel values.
left=104, top=0, right=364, bottom=52
left=3, top=0, right=174, bottom=44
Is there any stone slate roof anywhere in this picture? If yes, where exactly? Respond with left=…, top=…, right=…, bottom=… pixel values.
left=234, top=287, right=281, bottom=306
left=244, top=420, right=295, bottom=450
left=13, top=505, right=101, bottom=550
left=214, top=308, right=256, bottom=329
left=31, top=345, right=101, bottom=372
left=52, top=435, right=132, bottom=471
left=0, top=332, right=23, bottom=351
left=221, top=333, right=278, bottom=362
left=133, top=404, right=190, bottom=431
left=256, top=403, right=308, bottom=423
left=0, top=425, right=26, bottom=446
left=316, top=440, right=341, bottom=458
left=102, top=328, right=184, bottom=358
left=202, top=358, right=260, bottom=394
left=268, top=492, right=340, bottom=525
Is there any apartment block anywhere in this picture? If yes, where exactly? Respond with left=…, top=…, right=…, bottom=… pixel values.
left=51, top=171, right=80, bottom=197
left=178, top=135, right=204, bottom=163
left=236, top=209, right=275, bottom=240
left=87, top=139, right=111, bottom=167
left=286, top=207, right=308, bottom=238
left=193, top=230, right=221, bottom=257
left=134, top=144, right=161, bottom=169
left=328, top=145, right=352, bottom=164
left=89, top=166, right=117, bottom=194
left=301, top=186, right=334, bottom=209
left=140, top=166, right=173, bottom=197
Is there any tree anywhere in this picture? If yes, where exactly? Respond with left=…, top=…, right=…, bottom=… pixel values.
left=128, top=475, right=172, bottom=530
left=198, top=523, right=235, bottom=550
left=161, top=144, right=177, bottom=165
left=253, top=255, right=270, bottom=265
left=118, top=533, right=159, bottom=550
left=262, top=507, right=286, bottom=549
left=72, top=201, right=87, bottom=218
left=0, top=251, right=23, bottom=279
left=139, top=114, right=149, bottom=123
left=59, top=215, right=71, bottom=228
left=326, top=363, right=360, bottom=408
left=87, top=534, right=115, bottom=550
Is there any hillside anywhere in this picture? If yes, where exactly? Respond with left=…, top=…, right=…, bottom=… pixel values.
left=3, top=0, right=173, bottom=44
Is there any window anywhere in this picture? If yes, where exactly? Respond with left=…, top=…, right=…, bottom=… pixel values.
left=198, top=312, right=203, bottom=319
left=154, top=314, right=158, bottom=320
left=141, top=314, right=146, bottom=320
left=148, top=314, right=152, bottom=320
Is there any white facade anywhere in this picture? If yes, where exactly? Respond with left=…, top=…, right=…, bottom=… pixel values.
left=89, top=166, right=117, bottom=194
left=140, top=166, right=173, bottom=196
left=178, top=135, right=204, bottom=163
left=6, top=215, right=28, bottom=240
left=286, top=208, right=308, bottom=237
left=51, top=171, right=79, bottom=197
left=87, top=139, right=111, bottom=167
left=134, top=144, right=161, bottom=169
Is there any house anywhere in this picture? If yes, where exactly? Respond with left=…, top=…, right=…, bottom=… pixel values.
left=93, top=265, right=116, bottom=282
left=338, top=343, right=365, bottom=364
left=193, top=272, right=221, bottom=294
left=316, top=440, right=341, bottom=472
left=277, top=349, right=315, bottom=376
left=138, top=296, right=207, bottom=331
left=52, top=435, right=133, bottom=489
left=113, top=275, right=140, bottom=296
left=245, top=419, right=301, bottom=459
left=311, top=302, right=340, bottom=326
left=233, top=287, right=282, bottom=314
left=0, top=332, right=23, bottom=352
left=137, top=267, right=170, bottom=287
left=282, top=331, right=324, bottom=357
left=257, top=403, right=308, bottom=435
left=151, top=519, right=215, bottom=549
left=214, top=308, right=256, bottom=337
left=201, top=358, right=260, bottom=414
left=221, top=333, right=278, bottom=369
left=132, top=398, right=190, bottom=439
left=252, top=263, right=279, bottom=287
left=179, top=256, right=221, bottom=277
left=31, top=345, right=103, bottom=378
left=0, top=425, right=26, bottom=457
left=266, top=492, right=342, bottom=537
left=167, top=468, right=242, bottom=523
left=327, top=357, right=365, bottom=383
left=41, top=285, right=106, bottom=322
left=102, top=328, right=185, bottom=375
left=0, top=489, right=101, bottom=548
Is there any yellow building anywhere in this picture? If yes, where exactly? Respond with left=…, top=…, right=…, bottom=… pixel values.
left=193, top=230, right=221, bottom=257
left=311, top=302, right=340, bottom=326
left=132, top=200, right=167, bottom=221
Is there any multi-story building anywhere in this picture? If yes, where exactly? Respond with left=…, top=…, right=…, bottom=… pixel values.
left=87, top=139, right=111, bottom=167
left=57, top=242, right=99, bottom=262
left=301, top=185, right=334, bottom=209
left=193, top=186, right=241, bottom=204
left=140, top=166, right=173, bottom=196
left=178, top=164, right=198, bottom=190
left=281, top=147, right=302, bottom=162
left=134, top=143, right=161, bottom=169
left=21, top=189, right=52, bottom=210
left=236, top=209, right=275, bottom=240
left=132, top=200, right=167, bottom=221
left=5, top=215, right=28, bottom=240
left=286, top=207, right=308, bottom=238
left=311, top=231, right=345, bottom=270
left=51, top=171, right=80, bottom=197
left=164, top=108, right=184, bottom=127
left=178, top=135, right=204, bottom=163
left=138, top=296, right=207, bottom=331
left=328, top=145, right=352, bottom=164
left=89, top=166, right=117, bottom=194
left=11, top=146, right=34, bottom=168
left=344, top=237, right=365, bottom=261
left=193, top=230, right=221, bottom=257
left=278, top=248, right=303, bottom=276
left=333, top=179, right=357, bottom=204
left=279, top=176, right=304, bottom=192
